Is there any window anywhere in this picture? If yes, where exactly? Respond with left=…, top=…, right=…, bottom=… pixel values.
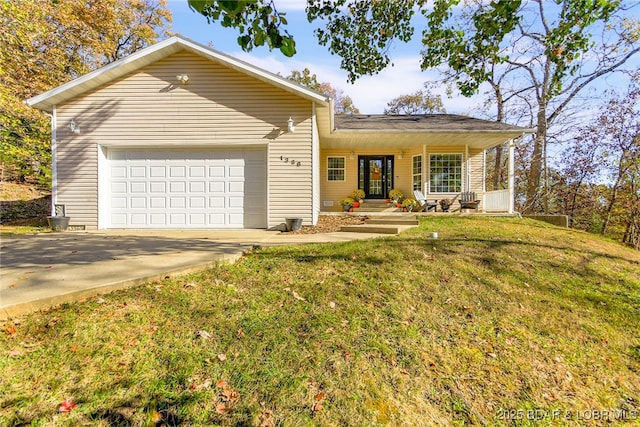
left=429, top=154, right=462, bottom=193
left=327, top=157, right=345, bottom=181
left=412, top=155, right=422, bottom=191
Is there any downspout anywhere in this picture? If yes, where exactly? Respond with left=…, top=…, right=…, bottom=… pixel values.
left=50, top=106, right=57, bottom=216
left=508, top=137, right=517, bottom=215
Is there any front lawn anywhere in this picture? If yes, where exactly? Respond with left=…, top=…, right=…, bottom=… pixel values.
left=1, top=217, right=639, bottom=426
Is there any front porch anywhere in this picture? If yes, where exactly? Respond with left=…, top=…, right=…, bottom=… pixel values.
left=344, top=189, right=514, bottom=214
left=317, top=114, right=530, bottom=217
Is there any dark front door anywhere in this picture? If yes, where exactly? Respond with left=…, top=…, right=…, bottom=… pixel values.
left=358, top=155, right=394, bottom=199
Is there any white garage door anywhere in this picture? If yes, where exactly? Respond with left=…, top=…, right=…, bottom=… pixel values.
left=107, top=148, right=267, bottom=228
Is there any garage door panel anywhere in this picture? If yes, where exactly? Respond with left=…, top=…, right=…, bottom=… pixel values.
left=150, top=167, right=166, bottom=177
left=150, top=197, right=166, bottom=208
left=108, top=148, right=266, bottom=229
left=149, top=182, right=166, bottom=193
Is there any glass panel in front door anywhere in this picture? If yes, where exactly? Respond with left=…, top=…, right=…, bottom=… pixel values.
left=368, top=159, right=384, bottom=197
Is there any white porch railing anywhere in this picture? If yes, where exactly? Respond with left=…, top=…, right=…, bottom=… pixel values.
left=482, top=189, right=510, bottom=212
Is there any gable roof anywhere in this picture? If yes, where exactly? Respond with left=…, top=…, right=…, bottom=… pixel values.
left=25, top=36, right=331, bottom=113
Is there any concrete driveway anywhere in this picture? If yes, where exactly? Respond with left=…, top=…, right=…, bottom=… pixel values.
left=0, top=229, right=388, bottom=319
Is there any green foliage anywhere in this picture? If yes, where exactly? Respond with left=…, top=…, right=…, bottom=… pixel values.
left=384, top=89, right=446, bottom=115
left=308, top=0, right=424, bottom=82
left=189, top=0, right=296, bottom=56
left=0, top=0, right=172, bottom=184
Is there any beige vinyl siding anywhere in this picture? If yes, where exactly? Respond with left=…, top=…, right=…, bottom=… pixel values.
left=55, top=50, right=313, bottom=228
left=468, top=148, right=485, bottom=196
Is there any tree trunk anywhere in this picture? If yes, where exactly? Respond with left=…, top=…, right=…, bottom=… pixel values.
left=492, top=146, right=503, bottom=190
left=525, top=108, right=547, bottom=213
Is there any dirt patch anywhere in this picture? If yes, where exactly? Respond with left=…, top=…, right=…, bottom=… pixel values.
left=287, top=215, right=368, bottom=234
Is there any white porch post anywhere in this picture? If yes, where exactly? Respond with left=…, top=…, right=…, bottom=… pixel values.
left=508, top=138, right=516, bottom=214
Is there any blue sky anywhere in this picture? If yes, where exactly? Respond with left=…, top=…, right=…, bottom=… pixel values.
left=165, top=1, right=639, bottom=117
left=166, top=1, right=466, bottom=114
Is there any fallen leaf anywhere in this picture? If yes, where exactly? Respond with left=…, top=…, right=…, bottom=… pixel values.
left=260, top=409, right=275, bottom=427
left=312, top=400, right=323, bottom=412
left=127, top=338, right=139, bottom=347
left=328, top=301, right=336, bottom=309
left=222, top=387, right=240, bottom=403
left=487, top=353, right=498, bottom=358
left=505, top=337, right=515, bottom=345
left=46, top=317, right=60, bottom=328
left=68, top=345, right=79, bottom=352
left=196, top=330, right=211, bottom=340
left=217, top=353, right=227, bottom=362
left=315, top=392, right=326, bottom=401
left=152, top=410, right=163, bottom=423
left=96, top=297, right=106, bottom=304
left=5, top=324, right=17, bottom=337
left=344, top=352, right=351, bottom=359
left=59, top=399, right=77, bottom=413
left=216, top=379, right=228, bottom=388
left=215, top=402, right=228, bottom=414
left=184, top=282, right=196, bottom=289
left=292, top=291, right=307, bottom=302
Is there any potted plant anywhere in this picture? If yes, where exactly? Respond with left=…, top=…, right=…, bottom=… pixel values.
left=340, top=197, right=355, bottom=212
left=401, top=198, right=418, bottom=212
left=351, top=189, right=366, bottom=204
left=439, top=198, right=452, bottom=212
left=389, top=189, right=403, bottom=205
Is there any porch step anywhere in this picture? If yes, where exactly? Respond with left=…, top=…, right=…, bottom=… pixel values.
left=352, top=200, right=399, bottom=213
left=365, top=216, right=419, bottom=226
left=339, top=225, right=400, bottom=234
left=339, top=215, right=419, bottom=234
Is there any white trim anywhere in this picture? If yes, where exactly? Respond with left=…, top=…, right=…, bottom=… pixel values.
left=465, top=144, right=470, bottom=192
left=508, top=138, right=516, bottom=214
left=411, top=154, right=422, bottom=192
left=482, top=149, right=487, bottom=193
left=97, top=146, right=109, bottom=229
left=326, top=156, right=346, bottom=182
left=311, top=103, right=320, bottom=225
left=50, top=106, right=57, bottom=216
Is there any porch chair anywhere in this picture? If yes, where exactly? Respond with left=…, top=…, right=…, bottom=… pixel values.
left=459, top=191, right=481, bottom=211
left=413, top=190, right=438, bottom=212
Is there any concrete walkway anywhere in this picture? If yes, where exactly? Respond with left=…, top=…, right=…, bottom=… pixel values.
left=0, top=229, right=393, bottom=319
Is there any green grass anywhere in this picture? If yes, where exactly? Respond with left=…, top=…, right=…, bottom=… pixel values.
left=1, top=217, right=639, bottom=426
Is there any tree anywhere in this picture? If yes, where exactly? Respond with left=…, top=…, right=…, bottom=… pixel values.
left=383, top=89, right=445, bottom=115
left=561, top=82, right=640, bottom=247
left=286, top=68, right=359, bottom=114
left=190, top=1, right=640, bottom=214
left=0, top=0, right=172, bottom=184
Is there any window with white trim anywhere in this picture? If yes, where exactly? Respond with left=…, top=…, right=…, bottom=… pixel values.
left=429, top=154, right=462, bottom=193
left=327, top=156, right=345, bottom=181
left=412, top=155, right=422, bottom=191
